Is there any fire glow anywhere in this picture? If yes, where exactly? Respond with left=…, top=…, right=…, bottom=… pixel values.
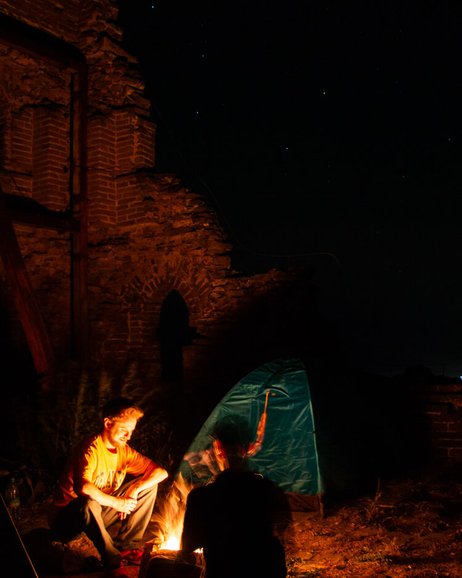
left=151, top=473, right=193, bottom=551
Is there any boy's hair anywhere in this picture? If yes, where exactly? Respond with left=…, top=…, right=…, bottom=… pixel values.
left=101, top=397, right=144, bottom=421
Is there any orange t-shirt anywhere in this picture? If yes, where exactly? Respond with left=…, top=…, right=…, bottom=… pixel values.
left=54, top=434, right=153, bottom=508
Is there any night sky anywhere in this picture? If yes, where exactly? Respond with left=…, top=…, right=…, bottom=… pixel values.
left=118, top=1, right=462, bottom=377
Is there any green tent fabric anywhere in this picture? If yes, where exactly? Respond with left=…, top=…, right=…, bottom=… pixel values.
left=178, top=357, right=324, bottom=497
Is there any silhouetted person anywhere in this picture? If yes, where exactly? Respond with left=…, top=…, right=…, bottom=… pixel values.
left=180, top=416, right=289, bottom=578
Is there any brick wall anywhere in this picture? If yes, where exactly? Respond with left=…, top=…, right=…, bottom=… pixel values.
left=115, top=109, right=155, bottom=173
left=33, top=105, right=69, bottom=209
left=420, top=383, right=462, bottom=464
left=0, top=0, right=102, bottom=46
left=0, top=0, right=324, bottom=397
left=87, top=112, right=117, bottom=224
left=10, top=108, right=33, bottom=177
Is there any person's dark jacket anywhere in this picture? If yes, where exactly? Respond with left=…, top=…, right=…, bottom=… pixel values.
left=181, top=468, right=288, bottom=578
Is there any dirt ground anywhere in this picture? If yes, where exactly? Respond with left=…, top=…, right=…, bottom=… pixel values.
left=14, top=469, right=462, bottom=578
left=284, top=472, right=462, bottom=578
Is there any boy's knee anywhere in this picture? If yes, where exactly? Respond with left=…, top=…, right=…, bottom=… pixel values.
left=138, top=485, right=158, bottom=500
left=81, top=496, right=102, bottom=521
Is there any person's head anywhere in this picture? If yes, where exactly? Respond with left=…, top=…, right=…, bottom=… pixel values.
left=211, top=416, right=252, bottom=470
left=101, top=397, right=144, bottom=450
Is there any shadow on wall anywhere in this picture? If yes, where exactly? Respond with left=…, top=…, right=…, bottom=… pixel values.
left=194, top=268, right=341, bottom=401
left=168, top=268, right=346, bottom=455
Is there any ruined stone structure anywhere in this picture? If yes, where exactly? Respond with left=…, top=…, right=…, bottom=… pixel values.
left=1, top=0, right=461, bottom=473
left=0, top=0, right=324, bottom=409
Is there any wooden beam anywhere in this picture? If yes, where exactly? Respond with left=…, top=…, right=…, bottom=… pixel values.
left=0, top=190, right=54, bottom=391
left=4, top=193, right=79, bottom=232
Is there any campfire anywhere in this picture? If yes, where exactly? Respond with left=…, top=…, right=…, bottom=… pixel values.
left=150, top=472, right=193, bottom=551
left=140, top=473, right=204, bottom=578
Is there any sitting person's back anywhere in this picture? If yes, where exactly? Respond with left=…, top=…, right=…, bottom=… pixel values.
left=180, top=417, right=288, bottom=578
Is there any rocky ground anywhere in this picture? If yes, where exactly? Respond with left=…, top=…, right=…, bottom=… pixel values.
left=12, top=469, right=462, bottom=578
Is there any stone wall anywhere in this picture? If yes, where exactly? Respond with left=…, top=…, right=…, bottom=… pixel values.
left=0, top=0, right=325, bottom=408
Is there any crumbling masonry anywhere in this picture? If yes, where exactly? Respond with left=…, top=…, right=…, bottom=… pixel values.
left=0, top=0, right=321, bottom=403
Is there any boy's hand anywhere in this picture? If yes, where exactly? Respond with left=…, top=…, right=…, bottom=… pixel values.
left=117, top=496, right=137, bottom=519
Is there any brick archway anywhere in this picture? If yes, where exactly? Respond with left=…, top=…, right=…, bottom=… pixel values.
left=119, top=253, right=213, bottom=380
left=122, top=253, right=213, bottom=313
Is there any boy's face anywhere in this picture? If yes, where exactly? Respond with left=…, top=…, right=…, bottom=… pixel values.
left=103, top=416, right=137, bottom=449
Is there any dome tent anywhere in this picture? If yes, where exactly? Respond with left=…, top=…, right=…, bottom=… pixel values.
left=178, top=357, right=324, bottom=512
